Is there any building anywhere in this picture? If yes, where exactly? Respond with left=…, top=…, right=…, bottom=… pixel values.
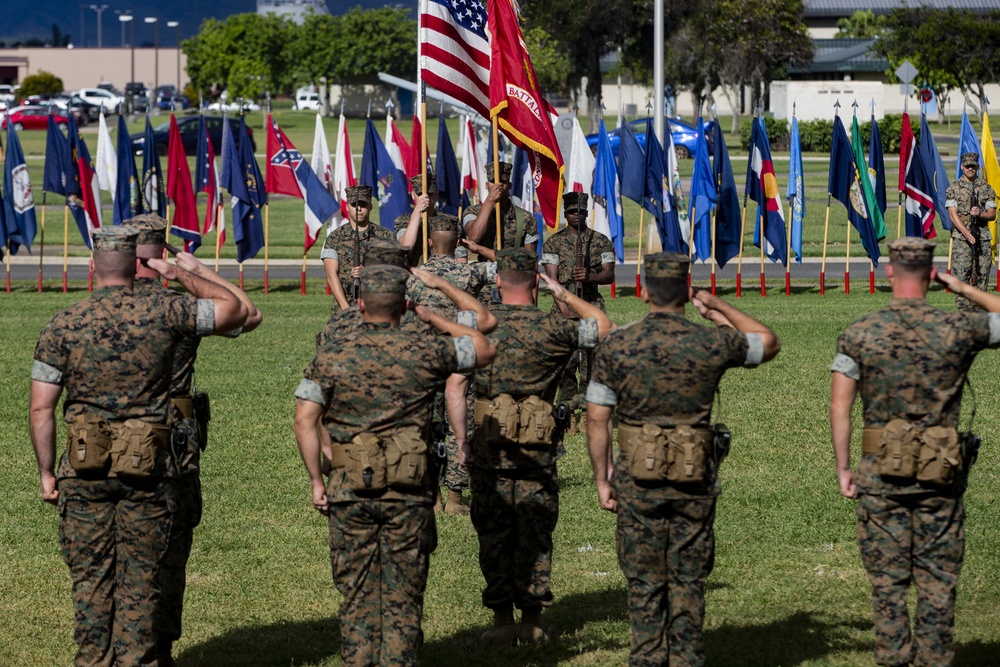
left=257, top=0, right=330, bottom=25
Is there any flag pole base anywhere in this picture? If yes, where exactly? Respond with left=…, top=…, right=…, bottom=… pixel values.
left=820, top=271, right=825, bottom=295
left=945, top=267, right=950, bottom=293
left=264, top=270, right=269, bottom=295
left=869, top=270, right=875, bottom=294
left=62, top=271, right=68, bottom=293
left=736, top=272, right=742, bottom=297
left=711, top=273, right=716, bottom=295
left=635, top=274, right=641, bottom=297
left=785, top=271, right=790, bottom=296
left=38, top=270, right=43, bottom=293
left=996, top=267, right=999, bottom=291
left=611, top=279, right=616, bottom=299
left=687, top=273, right=691, bottom=288
left=5, top=271, right=10, bottom=294
left=88, top=262, right=94, bottom=293
left=844, top=272, right=850, bottom=294
left=760, top=272, right=766, bottom=297
left=326, top=282, right=331, bottom=296
left=301, top=271, right=306, bottom=295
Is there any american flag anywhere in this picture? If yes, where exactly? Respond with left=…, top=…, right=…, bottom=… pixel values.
left=420, top=0, right=490, bottom=119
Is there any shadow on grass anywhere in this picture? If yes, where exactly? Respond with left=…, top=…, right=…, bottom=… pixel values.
left=955, top=639, right=1000, bottom=666
left=705, top=611, right=870, bottom=665
left=176, top=616, right=340, bottom=667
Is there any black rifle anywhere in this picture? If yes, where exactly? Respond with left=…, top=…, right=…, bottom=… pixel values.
left=352, top=201, right=361, bottom=301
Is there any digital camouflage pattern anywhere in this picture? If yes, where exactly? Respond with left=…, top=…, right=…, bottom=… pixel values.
left=588, top=312, right=754, bottom=666
left=405, top=254, right=494, bottom=320
left=462, top=201, right=535, bottom=252
left=469, top=305, right=597, bottom=614
left=321, top=222, right=396, bottom=309
left=394, top=212, right=469, bottom=266
left=946, top=177, right=997, bottom=310
left=32, top=284, right=205, bottom=665
left=540, top=226, right=614, bottom=304
left=832, top=299, right=1000, bottom=667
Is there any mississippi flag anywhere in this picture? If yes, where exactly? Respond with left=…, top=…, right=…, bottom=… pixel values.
left=195, top=115, right=225, bottom=246
left=420, top=0, right=490, bottom=119
left=167, top=114, right=202, bottom=250
left=67, top=114, right=102, bottom=244
left=311, top=113, right=333, bottom=194
left=459, top=115, right=486, bottom=206
left=488, top=0, right=564, bottom=228
left=386, top=112, right=411, bottom=179
left=748, top=118, right=788, bottom=265
left=326, top=113, right=356, bottom=233
left=900, top=112, right=936, bottom=239
left=265, top=115, right=338, bottom=249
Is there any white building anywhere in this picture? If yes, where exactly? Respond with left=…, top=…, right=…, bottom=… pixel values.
left=257, top=0, right=330, bottom=25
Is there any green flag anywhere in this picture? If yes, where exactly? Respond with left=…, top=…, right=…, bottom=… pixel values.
left=850, top=115, right=887, bottom=240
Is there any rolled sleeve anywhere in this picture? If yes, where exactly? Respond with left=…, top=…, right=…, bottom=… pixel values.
left=321, top=247, right=340, bottom=261
left=586, top=381, right=617, bottom=407
left=600, top=251, right=615, bottom=264
left=462, top=212, right=477, bottom=228
left=31, top=360, right=63, bottom=384
left=830, top=353, right=861, bottom=380
left=395, top=228, right=407, bottom=241
left=196, top=299, right=216, bottom=336
left=540, top=252, right=559, bottom=266
left=455, top=245, right=469, bottom=259
left=525, top=232, right=539, bottom=246
left=457, top=310, right=478, bottom=330
left=986, top=201, right=997, bottom=210
left=453, top=336, right=477, bottom=371
left=743, top=333, right=764, bottom=367
left=945, top=198, right=958, bottom=210
left=988, top=313, right=1000, bottom=347
left=577, top=317, right=599, bottom=349
left=294, top=378, right=326, bottom=405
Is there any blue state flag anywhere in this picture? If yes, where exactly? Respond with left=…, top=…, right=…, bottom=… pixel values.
left=219, top=112, right=234, bottom=192
left=749, top=118, right=787, bottom=265
left=713, top=122, right=741, bottom=268
left=643, top=118, right=684, bottom=253
left=955, top=110, right=982, bottom=180
left=618, top=119, right=645, bottom=203
left=360, top=118, right=410, bottom=231
left=593, top=117, right=625, bottom=262
left=829, top=115, right=880, bottom=265
left=869, top=115, right=886, bottom=217
left=786, top=117, right=805, bottom=263
left=3, top=121, right=37, bottom=253
left=436, top=116, right=462, bottom=215
left=228, top=115, right=265, bottom=262
left=113, top=114, right=140, bottom=225
left=142, top=116, right=165, bottom=216
left=44, top=116, right=73, bottom=196
left=688, top=119, right=717, bottom=262
left=917, top=114, right=951, bottom=230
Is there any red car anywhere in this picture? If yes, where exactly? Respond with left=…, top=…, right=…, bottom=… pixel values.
left=2, top=105, right=69, bottom=131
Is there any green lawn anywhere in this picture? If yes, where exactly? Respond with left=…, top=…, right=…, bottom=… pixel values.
left=2, top=283, right=999, bottom=665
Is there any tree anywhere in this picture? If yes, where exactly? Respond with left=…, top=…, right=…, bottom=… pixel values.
left=51, top=24, right=70, bottom=48
left=523, top=27, right=571, bottom=96
left=835, top=10, right=886, bottom=39
left=18, top=70, right=64, bottom=98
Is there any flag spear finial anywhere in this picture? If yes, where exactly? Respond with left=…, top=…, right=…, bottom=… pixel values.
left=366, top=99, right=371, bottom=118
left=645, top=100, right=652, bottom=117
left=851, top=99, right=858, bottom=116
left=792, top=100, right=796, bottom=118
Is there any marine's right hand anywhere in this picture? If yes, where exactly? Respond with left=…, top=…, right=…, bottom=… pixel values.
left=312, top=480, right=329, bottom=516
left=40, top=473, right=58, bottom=505
left=146, top=258, right=180, bottom=281
left=595, top=480, right=617, bottom=513
left=838, top=468, right=857, bottom=499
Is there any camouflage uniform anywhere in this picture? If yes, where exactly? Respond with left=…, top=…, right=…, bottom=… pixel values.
left=470, top=249, right=599, bottom=616
left=586, top=252, right=765, bottom=667
left=462, top=162, right=538, bottom=253
left=31, top=228, right=214, bottom=666
left=321, top=222, right=397, bottom=312
left=831, top=270, right=1000, bottom=666
left=296, top=265, right=478, bottom=667
left=541, top=218, right=615, bottom=412
left=395, top=213, right=469, bottom=266
left=946, top=167, right=997, bottom=311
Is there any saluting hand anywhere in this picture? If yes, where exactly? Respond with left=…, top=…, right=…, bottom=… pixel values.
left=539, top=272, right=569, bottom=302
left=147, top=257, right=180, bottom=281
left=175, top=251, right=206, bottom=276
left=411, top=267, right=445, bottom=291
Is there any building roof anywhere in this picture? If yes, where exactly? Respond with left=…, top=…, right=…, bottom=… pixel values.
left=802, top=0, right=1000, bottom=17
left=789, top=38, right=888, bottom=74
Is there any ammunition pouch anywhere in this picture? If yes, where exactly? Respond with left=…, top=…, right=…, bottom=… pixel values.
left=193, top=392, right=211, bottom=451
left=384, top=428, right=428, bottom=489
left=109, top=420, right=170, bottom=479
left=917, top=426, right=962, bottom=486
left=474, top=394, right=557, bottom=448
left=341, top=427, right=428, bottom=493
left=66, top=413, right=114, bottom=473
left=865, top=421, right=965, bottom=486
left=618, top=423, right=714, bottom=483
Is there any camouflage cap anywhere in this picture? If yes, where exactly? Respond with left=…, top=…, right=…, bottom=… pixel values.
left=962, top=152, right=980, bottom=167
left=360, top=264, right=409, bottom=295
left=496, top=247, right=538, bottom=272
left=485, top=161, right=513, bottom=183
left=888, top=237, right=934, bottom=266
left=345, top=184, right=373, bottom=206
left=409, top=174, right=437, bottom=195
left=364, top=239, right=410, bottom=268
left=125, top=214, right=167, bottom=246
left=92, top=226, right=139, bottom=252
left=644, top=252, right=689, bottom=279
left=429, top=215, right=459, bottom=233
left=563, top=192, right=589, bottom=213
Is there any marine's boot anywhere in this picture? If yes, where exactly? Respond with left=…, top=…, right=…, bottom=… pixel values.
left=445, top=489, right=470, bottom=515
left=519, top=608, right=549, bottom=644
left=479, top=608, right=518, bottom=645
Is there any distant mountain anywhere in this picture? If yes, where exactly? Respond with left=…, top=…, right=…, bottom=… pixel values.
left=0, top=0, right=406, bottom=45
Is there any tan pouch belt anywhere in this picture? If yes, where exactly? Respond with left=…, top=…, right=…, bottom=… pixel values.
left=617, top=423, right=712, bottom=454
left=474, top=398, right=492, bottom=425
left=329, top=445, right=348, bottom=469
left=862, top=427, right=883, bottom=455
left=171, top=396, right=194, bottom=422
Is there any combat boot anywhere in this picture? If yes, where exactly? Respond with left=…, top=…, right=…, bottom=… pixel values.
left=480, top=608, right=518, bottom=645
left=444, top=489, right=470, bottom=515
left=519, top=608, right=549, bottom=644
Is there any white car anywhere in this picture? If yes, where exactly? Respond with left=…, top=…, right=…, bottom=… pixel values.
left=0, top=84, right=19, bottom=106
left=207, top=99, right=261, bottom=112
left=75, top=87, right=124, bottom=111
left=294, top=87, right=321, bottom=111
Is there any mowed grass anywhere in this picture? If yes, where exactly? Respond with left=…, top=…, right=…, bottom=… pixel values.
left=3, top=283, right=1000, bottom=665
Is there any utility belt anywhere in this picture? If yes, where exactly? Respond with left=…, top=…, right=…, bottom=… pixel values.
left=330, top=426, right=428, bottom=493
left=618, top=422, right=730, bottom=484
left=66, top=413, right=171, bottom=478
left=170, top=392, right=211, bottom=451
left=862, top=420, right=978, bottom=487
left=474, top=394, right=557, bottom=448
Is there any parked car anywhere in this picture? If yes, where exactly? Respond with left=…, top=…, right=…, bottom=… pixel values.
left=130, top=115, right=256, bottom=157
left=207, top=93, right=261, bottom=113
left=156, top=93, right=191, bottom=111
left=97, top=82, right=123, bottom=96
left=294, top=87, right=321, bottom=111
left=2, top=106, right=69, bottom=131
left=124, top=82, right=149, bottom=113
left=0, top=84, right=19, bottom=106
left=585, top=117, right=716, bottom=159
left=75, top=86, right=125, bottom=111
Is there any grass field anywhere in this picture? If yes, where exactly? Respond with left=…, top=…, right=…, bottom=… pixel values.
left=2, top=281, right=1000, bottom=666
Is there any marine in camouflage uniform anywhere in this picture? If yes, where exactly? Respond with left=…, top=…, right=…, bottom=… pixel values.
left=831, top=237, right=1000, bottom=667
left=946, top=152, right=997, bottom=311
left=294, top=265, right=492, bottom=667
left=469, top=248, right=613, bottom=644
left=541, top=192, right=616, bottom=422
left=28, top=227, right=245, bottom=667
left=462, top=161, right=538, bottom=254
left=127, top=215, right=261, bottom=664
left=586, top=252, right=778, bottom=667
left=321, top=184, right=396, bottom=313
left=395, top=174, right=468, bottom=266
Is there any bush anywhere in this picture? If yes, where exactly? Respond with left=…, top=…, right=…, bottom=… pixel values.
left=17, top=70, right=64, bottom=99
left=739, top=116, right=789, bottom=151
left=796, top=119, right=834, bottom=153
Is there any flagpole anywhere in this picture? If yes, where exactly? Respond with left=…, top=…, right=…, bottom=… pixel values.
left=263, top=96, right=271, bottom=294
left=88, top=254, right=93, bottom=292
left=785, top=199, right=792, bottom=296
left=758, top=206, right=766, bottom=297
left=844, top=219, right=851, bottom=294
left=736, top=195, right=747, bottom=297
left=62, top=204, right=69, bottom=293
left=4, top=240, right=10, bottom=293
left=869, top=258, right=875, bottom=294
left=491, top=117, right=501, bottom=250
left=214, top=204, right=222, bottom=272
left=635, top=207, right=645, bottom=295
left=301, top=252, right=308, bottom=295
left=821, top=196, right=831, bottom=295
left=710, top=203, right=718, bottom=296
left=421, top=81, right=429, bottom=263
left=38, top=193, right=47, bottom=292
left=688, top=206, right=696, bottom=288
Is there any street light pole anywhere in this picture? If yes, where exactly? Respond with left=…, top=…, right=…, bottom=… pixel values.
left=115, top=10, right=131, bottom=48
left=89, top=5, right=108, bottom=48
left=80, top=5, right=86, bottom=47
left=145, top=17, right=159, bottom=96
left=167, top=21, right=180, bottom=94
